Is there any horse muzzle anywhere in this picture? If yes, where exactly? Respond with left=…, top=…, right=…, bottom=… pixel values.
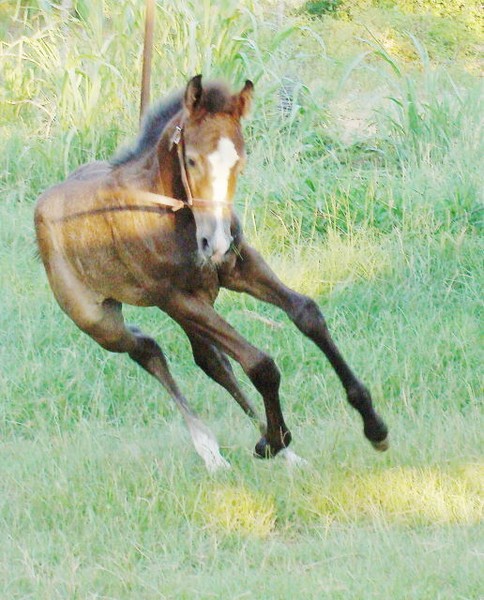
left=194, top=210, right=233, bottom=264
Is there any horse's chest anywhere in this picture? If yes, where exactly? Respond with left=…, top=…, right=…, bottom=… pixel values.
left=181, top=260, right=220, bottom=299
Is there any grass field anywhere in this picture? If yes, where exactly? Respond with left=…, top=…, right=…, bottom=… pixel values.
left=0, top=1, right=483, bottom=598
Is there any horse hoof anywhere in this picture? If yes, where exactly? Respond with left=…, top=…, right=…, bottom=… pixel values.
left=254, top=429, right=292, bottom=459
left=371, top=436, right=389, bottom=452
left=254, top=436, right=273, bottom=459
left=364, top=417, right=388, bottom=450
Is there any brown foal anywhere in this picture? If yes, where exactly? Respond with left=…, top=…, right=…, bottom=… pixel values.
left=35, top=76, right=388, bottom=471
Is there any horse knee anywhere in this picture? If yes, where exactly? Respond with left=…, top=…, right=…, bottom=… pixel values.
left=292, top=296, right=326, bottom=336
left=247, top=353, right=280, bottom=394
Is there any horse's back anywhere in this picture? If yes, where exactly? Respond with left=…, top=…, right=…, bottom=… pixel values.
left=35, top=160, right=113, bottom=219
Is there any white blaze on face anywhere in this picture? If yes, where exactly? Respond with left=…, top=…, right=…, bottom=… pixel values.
left=206, top=137, right=238, bottom=260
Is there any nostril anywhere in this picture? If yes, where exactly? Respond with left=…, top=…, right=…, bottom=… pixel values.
left=201, top=237, right=210, bottom=251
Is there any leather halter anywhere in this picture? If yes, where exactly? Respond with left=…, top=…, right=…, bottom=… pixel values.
left=169, top=117, right=235, bottom=212
left=170, top=120, right=193, bottom=206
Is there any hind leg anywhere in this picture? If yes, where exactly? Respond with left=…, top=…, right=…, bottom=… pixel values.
left=85, top=305, right=230, bottom=472
left=46, top=259, right=229, bottom=471
left=120, top=322, right=230, bottom=472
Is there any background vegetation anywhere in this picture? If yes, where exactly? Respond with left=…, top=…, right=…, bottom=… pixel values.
left=0, top=1, right=482, bottom=598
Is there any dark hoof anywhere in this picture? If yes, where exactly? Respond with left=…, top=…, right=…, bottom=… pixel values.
left=364, top=416, right=389, bottom=452
left=254, top=429, right=292, bottom=459
left=254, top=437, right=274, bottom=459
left=371, top=436, right=389, bottom=452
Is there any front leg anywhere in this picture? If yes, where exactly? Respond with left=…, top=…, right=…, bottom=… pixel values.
left=220, top=239, right=389, bottom=451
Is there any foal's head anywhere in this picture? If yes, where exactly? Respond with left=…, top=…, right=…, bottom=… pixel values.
left=172, top=75, right=253, bottom=263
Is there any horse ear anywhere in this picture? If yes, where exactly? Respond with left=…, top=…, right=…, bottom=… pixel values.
left=184, top=74, right=203, bottom=114
left=235, top=80, right=254, bottom=118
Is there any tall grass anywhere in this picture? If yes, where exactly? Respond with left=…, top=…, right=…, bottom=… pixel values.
left=1, top=0, right=298, bottom=197
left=0, top=2, right=482, bottom=598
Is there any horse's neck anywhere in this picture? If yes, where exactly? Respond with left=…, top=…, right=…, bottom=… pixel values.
left=156, top=132, right=188, bottom=202
left=114, top=147, right=165, bottom=195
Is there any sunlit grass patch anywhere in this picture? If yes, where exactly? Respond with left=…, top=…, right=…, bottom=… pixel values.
left=300, top=464, right=483, bottom=525
left=268, top=230, right=391, bottom=297
left=197, top=484, right=276, bottom=537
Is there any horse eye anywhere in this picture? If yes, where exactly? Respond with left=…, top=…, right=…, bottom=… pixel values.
left=187, top=157, right=196, bottom=168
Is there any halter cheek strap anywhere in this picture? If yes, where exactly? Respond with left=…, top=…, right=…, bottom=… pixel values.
left=170, top=121, right=193, bottom=206
left=169, top=119, right=234, bottom=212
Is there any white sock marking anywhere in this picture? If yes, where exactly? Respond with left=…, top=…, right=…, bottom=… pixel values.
left=277, top=448, right=309, bottom=467
left=185, top=413, right=230, bottom=472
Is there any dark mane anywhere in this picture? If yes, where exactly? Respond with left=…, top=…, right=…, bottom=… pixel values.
left=111, top=91, right=183, bottom=167
left=111, top=81, right=234, bottom=167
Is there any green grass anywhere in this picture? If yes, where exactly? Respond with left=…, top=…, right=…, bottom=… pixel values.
left=1, top=1, right=483, bottom=598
